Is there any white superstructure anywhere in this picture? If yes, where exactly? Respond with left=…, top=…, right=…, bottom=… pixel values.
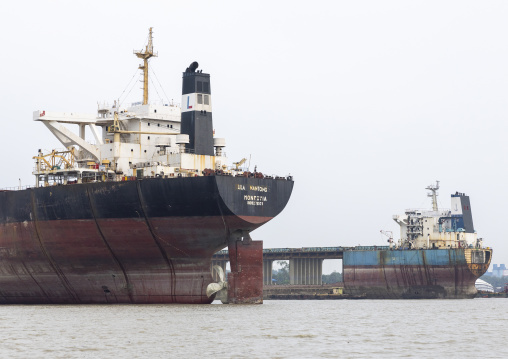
left=392, top=181, right=483, bottom=250
left=31, top=29, right=243, bottom=187
left=32, top=105, right=227, bottom=186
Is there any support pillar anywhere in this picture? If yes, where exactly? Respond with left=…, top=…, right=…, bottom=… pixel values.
left=227, top=231, right=263, bottom=304
left=299, top=259, right=304, bottom=284
left=290, top=258, right=305, bottom=285
left=307, top=259, right=312, bottom=284
left=290, top=258, right=296, bottom=284
left=313, top=259, right=316, bottom=284
left=290, top=258, right=298, bottom=284
left=302, top=259, right=307, bottom=284
left=317, top=258, right=323, bottom=285
left=289, top=258, right=324, bottom=285
left=263, top=260, right=273, bottom=285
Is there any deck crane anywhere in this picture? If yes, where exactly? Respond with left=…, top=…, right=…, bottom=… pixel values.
left=233, top=158, right=247, bottom=171
left=380, top=230, right=395, bottom=249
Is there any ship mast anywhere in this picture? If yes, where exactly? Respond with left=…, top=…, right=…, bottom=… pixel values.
left=134, top=27, right=157, bottom=105
left=426, top=180, right=440, bottom=211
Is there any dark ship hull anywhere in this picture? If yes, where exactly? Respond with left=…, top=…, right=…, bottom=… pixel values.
left=0, top=176, right=293, bottom=304
left=343, top=248, right=492, bottom=299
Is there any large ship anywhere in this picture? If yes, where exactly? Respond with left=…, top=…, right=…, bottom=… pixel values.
left=0, top=29, right=293, bottom=304
left=343, top=182, right=492, bottom=299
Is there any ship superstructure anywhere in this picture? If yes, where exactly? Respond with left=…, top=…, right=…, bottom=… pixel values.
left=32, top=29, right=234, bottom=187
left=393, top=181, right=483, bottom=250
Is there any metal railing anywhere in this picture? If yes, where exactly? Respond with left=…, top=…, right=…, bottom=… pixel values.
left=0, top=185, right=34, bottom=191
left=404, top=208, right=451, bottom=213
left=215, top=246, right=391, bottom=256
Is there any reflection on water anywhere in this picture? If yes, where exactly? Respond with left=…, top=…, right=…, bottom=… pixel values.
left=0, top=299, right=506, bottom=358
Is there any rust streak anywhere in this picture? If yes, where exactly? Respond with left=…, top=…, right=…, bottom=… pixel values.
left=86, top=186, right=134, bottom=303
left=136, top=180, right=177, bottom=302
left=30, top=189, right=80, bottom=303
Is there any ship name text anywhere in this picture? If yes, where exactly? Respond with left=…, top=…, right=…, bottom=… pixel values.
left=236, top=184, right=268, bottom=192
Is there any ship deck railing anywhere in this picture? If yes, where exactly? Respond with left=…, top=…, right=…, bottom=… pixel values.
left=404, top=208, right=451, bottom=214
left=215, top=246, right=392, bottom=256
left=214, top=245, right=490, bottom=259
left=0, top=185, right=34, bottom=191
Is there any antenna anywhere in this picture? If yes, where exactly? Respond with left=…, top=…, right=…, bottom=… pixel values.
left=134, top=27, right=158, bottom=105
left=426, top=180, right=440, bottom=211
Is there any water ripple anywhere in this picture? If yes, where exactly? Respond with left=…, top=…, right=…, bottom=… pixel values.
left=0, top=299, right=507, bottom=358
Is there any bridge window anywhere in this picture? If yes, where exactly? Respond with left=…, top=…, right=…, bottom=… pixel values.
left=204, top=95, right=209, bottom=105
left=197, top=94, right=203, bottom=104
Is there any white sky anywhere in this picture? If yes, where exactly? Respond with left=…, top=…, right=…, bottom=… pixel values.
left=1, top=1, right=507, bottom=269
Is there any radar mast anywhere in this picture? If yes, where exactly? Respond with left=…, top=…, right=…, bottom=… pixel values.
left=134, top=27, right=157, bottom=105
left=426, top=180, right=440, bottom=211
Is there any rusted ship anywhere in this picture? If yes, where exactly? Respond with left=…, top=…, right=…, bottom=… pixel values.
left=0, top=29, right=293, bottom=304
left=343, top=182, right=492, bottom=299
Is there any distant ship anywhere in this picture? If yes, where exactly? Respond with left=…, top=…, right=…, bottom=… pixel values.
left=343, top=182, right=492, bottom=299
left=0, top=28, right=293, bottom=304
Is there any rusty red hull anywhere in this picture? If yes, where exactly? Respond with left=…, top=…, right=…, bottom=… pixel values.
left=228, top=239, right=264, bottom=304
left=343, top=248, right=492, bottom=299
left=0, top=176, right=293, bottom=304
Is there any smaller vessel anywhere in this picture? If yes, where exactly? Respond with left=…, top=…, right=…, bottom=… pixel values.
left=343, top=182, right=492, bottom=299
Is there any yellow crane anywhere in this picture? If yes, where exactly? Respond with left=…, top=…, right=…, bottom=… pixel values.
left=233, top=158, right=247, bottom=171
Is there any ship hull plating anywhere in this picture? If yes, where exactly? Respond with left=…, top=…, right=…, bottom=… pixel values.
left=343, top=248, right=492, bottom=299
left=0, top=176, right=293, bottom=304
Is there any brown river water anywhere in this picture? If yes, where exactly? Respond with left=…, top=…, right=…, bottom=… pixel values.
left=0, top=299, right=506, bottom=358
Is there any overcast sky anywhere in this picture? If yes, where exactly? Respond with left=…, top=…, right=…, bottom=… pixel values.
left=1, top=1, right=507, bottom=271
